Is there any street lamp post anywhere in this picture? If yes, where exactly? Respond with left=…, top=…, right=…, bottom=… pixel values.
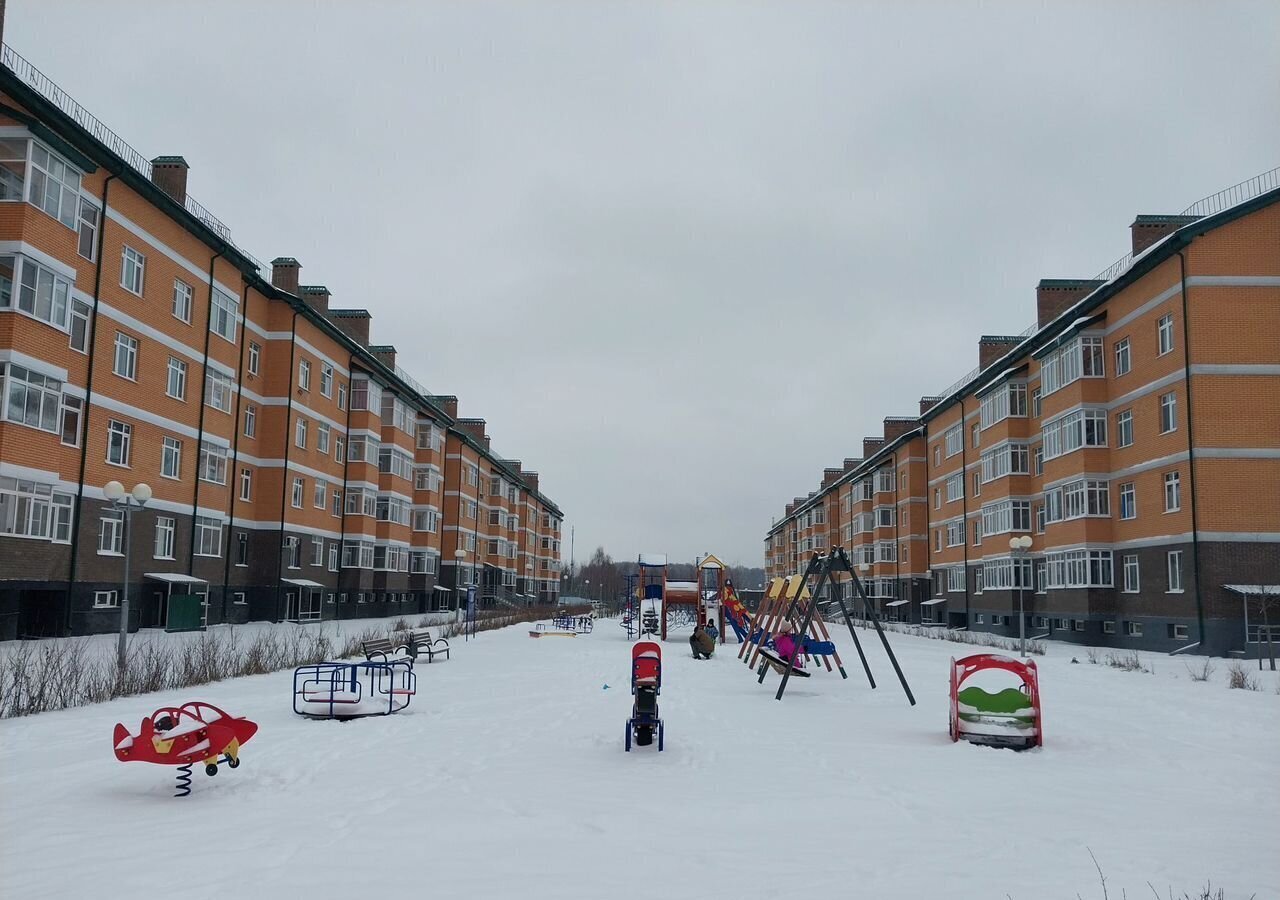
left=525, top=562, right=533, bottom=607
left=104, top=480, right=152, bottom=672
left=1009, top=535, right=1034, bottom=657
left=453, top=549, right=466, bottom=621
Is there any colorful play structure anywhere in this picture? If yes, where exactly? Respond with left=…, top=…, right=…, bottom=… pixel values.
left=625, top=641, right=665, bottom=751
left=292, top=659, right=417, bottom=719
left=628, top=553, right=730, bottom=641
left=112, top=701, right=259, bottom=797
left=740, top=548, right=916, bottom=704
left=949, top=653, right=1043, bottom=750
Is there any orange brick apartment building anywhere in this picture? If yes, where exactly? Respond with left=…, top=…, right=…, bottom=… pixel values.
left=0, top=44, right=562, bottom=639
left=767, top=172, right=1280, bottom=655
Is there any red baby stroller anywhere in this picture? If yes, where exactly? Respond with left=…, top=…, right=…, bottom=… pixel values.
left=625, top=641, right=665, bottom=751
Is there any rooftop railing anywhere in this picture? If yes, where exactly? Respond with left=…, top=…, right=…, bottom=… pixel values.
left=1, top=42, right=267, bottom=276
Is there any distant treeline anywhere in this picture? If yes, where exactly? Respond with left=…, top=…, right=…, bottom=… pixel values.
left=567, top=547, right=765, bottom=602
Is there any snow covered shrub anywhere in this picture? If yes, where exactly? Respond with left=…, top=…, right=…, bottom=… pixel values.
left=1226, top=660, right=1259, bottom=691
left=1185, top=657, right=1215, bottom=682
left=1104, top=651, right=1149, bottom=672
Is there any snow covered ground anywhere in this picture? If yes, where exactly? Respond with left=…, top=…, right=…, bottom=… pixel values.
left=2, top=619, right=1277, bottom=900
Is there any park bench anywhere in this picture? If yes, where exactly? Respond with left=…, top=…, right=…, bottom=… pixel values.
left=361, top=637, right=409, bottom=664
left=397, top=629, right=451, bottom=662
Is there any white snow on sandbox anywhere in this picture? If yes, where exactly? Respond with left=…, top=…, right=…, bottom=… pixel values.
left=1, top=620, right=1277, bottom=899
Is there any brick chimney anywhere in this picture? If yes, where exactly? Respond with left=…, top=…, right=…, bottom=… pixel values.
left=1036, top=279, right=1104, bottom=328
left=150, top=156, right=189, bottom=204
left=327, top=309, right=371, bottom=346
left=919, top=396, right=942, bottom=415
left=862, top=437, right=885, bottom=458
left=843, top=457, right=861, bottom=472
left=1130, top=215, right=1202, bottom=255
left=523, top=471, right=539, bottom=494
left=822, top=468, right=842, bottom=488
left=482, top=435, right=491, bottom=452
left=457, top=418, right=487, bottom=444
left=271, top=257, right=300, bottom=294
left=298, top=285, right=330, bottom=313
left=785, top=502, right=795, bottom=517
left=978, top=335, right=1023, bottom=370
left=883, top=416, right=917, bottom=443
left=369, top=344, right=396, bottom=370
left=428, top=394, right=458, bottom=418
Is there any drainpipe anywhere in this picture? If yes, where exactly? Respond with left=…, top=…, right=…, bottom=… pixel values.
left=959, top=398, right=971, bottom=624
left=923, top=421, right=933, bottom=617
left=65, top=174, right=116, bottom=635
left=219, top=282, right=251, bottom=620
left=186, top=251, right=223, bottom=576
left=338, top=352, right=354, bottom=609
left=271, top=310, right=299, bottom=622
left=1176, top=250, right=1207, bottom=650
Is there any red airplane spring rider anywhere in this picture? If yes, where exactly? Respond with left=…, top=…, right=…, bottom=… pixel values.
left=113, top=701, right=258, bottom=795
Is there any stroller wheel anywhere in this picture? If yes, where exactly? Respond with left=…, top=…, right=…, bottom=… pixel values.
left=635, top=725, right=654, bottom=746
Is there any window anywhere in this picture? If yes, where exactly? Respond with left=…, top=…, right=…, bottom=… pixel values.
left=210, top=288, right=238, bottom=343
left=1116, top=409, right=1133, bottom=448
left=1042, top=408, right=1107, bottom=460
left=99, top=510, right=123, bottom=554
left=1102, top=620, right=1116, bottom=634
left=1118, top=482, right=1136, bottom=520
left=331, top=489, right=341, bottom=517
left=933, top=445, right=940, bottom=466
left=69, top=300, right=91, bottom=353
left=1030, top=387, right=1041, bottom=418
left=154, top=516, right=175, bottom=559
left=106, top=420, right=131, bottom=466
left=205, top=370, right=234, bottom=413
left=0, top=477, right=74, bottom=543
left=1164, top=472, right=1181, bottom=512
left=93, top=590, right=119, bottom=608
left=285, top=536, right=300, bottom=568
left=112, top=332, right=138, bottom=380
left=1122, top=555, right=1139, bottom=593
left=412, top=508, right=440, bottom=532
left=972, top=519, right=982, bottom=546
left=239, top=468, right=252, bottom=501
left=314, top=479, right=327, bottom=509
left=980, top=499, right=1032, bottom=536
left=298, top=359, right=311, bottom=391
left=946, top=519, right=964, bottom=547
left=1072, top=619, right=1085, bottom=632
left=234, top=592, right=247, bottom=605
left=172, top=280, right=193, bottom=324
left=334, top=438, right=345, bottom=463
left=1043, top=478, right=1109, bottom=523
left=1126, top=621, right=1143, bottom=637
left=971, top=423, right=980, bottom=448
left=342, top=539, right=375, bottom=569
left=243, top=404, right=256, bottom=438
left=291, top=477, right=305, bottom=509
left=194, top=516, right=223, bottom=557
left=875, top=506, right=895, bottom=528
left=76, top=196, right=100, bottom=261
left=1044, top=549, right=1113, bottom=588
left=120, top=246, right=145, bottom=295
left=1041, top=335, right=1104, bottom=395
left=1159, top=392, right=1177, bottom=434
left=295, top=417, right=308, bottom=449
left=946, top=568, right=966, bottom=592
left=161, top=436, right=182, bottom=479
left=1157, top=313, right=1174, bottom=356
left=1114, top=337, right=1131, bottom=376
left=337, top=383, right=347, bottom=410
left=345, top=488, right=376, bottom=517
left=60, top=395, right=82, bottom=447
left=1, top=255, right=72, bottom=329
left=980, top=442, right=1030, bottom=482
left=236, top=532, right=248, bottom=566
left=2, top=364, right=64, bottom=432
left=1170, top=623, right=1189, bottom=641
left=979, top=383, right=1028, bottom=429
left=28, top=141, right=81, bottom=227
left=945, top=473, right=964, bottom=502
left=328, top=543, right=339, bottom=572
left=165, top=357, right=187, bottom=400
left=944, top=425, right=963, bottom=458
left=1167, top=551, right=1183, bottom=592
left=199, top=442, right=228, bottom=484
left=875, top=469, right=895, bottom=493
left=311, top=536, right=324, bottom=566
left=316, top=422, right=330, bottom=455
left=247, top=342, right=260, bottom=376
left=972, top=471, right=981, bottom=498
left=320, top=363, right=334, bottom=398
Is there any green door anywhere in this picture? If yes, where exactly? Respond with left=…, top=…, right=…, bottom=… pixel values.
left=167, top=593, right=204, bottom=632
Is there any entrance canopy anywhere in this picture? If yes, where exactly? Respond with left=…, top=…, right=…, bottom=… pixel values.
left=281, top=578, right=324, bottom=588
left=144, top=573, right=208, bottom=583
left=885, top=599, right=909, bottom=608
left=1224, top=585, right=1280, bottom=596
left=920, top=598, right=948, bottom=607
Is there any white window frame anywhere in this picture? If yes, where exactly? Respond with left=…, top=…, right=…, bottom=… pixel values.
left=161, top=436, right=182, bottom=480
left=106, top=419, right=132, bottom=467
left=166, top=356, right=187, bottom=401
left=1159, top=391, right=1177, bottom=434
left=1157, top=313, right=1174, bottom=356
left=1122, top=554, right=1139, bottom=593
left=247, top=341, right=261, bottom=376
left=1114, top=337, right=1131, bottom=376
left=1164, top=471, right=1181, bottom=513
left=298, top=358, right=311, bottom=392
left=172, top=279, right=193, bottom=324
left=154, top=516, right=176, bottom=560
left=112, top=332, right=138, bottom=381
left=1166, top=550, right=1183, bottom=593
left=209, top=288, right=239, bottom=343
left=120, top=246, right=145, bottom=296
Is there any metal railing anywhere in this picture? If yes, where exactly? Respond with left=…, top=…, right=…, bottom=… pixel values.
left=1, top=42, right=268, bottom=277
left=1181, top=166, right=1280, bottom=218
left=394, top=365, right=433, bottom=400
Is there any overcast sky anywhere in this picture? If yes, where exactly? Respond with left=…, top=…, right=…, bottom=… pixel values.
left=13, top=2, right=1279, bottom=567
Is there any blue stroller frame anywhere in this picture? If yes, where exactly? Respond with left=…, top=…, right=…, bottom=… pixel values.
left=625, top=641, right=664, bottom=752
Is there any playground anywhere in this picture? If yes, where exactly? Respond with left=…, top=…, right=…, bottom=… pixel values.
left=2, top=606, right=1277, bottom=900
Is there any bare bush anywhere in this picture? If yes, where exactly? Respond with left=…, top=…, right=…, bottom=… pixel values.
left=1227, top=661, right=1259, bottom=691
left=1185, top=657, right=1216, bottom=682
left=870, top=620, right=1046, bottom=656
left=1086, top=647, right=1101, bottom=665
left=1104, top=651, right=1149, bottom=673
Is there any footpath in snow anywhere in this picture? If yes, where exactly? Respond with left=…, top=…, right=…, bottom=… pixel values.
left=1, top=618, right=1277, bottom=900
